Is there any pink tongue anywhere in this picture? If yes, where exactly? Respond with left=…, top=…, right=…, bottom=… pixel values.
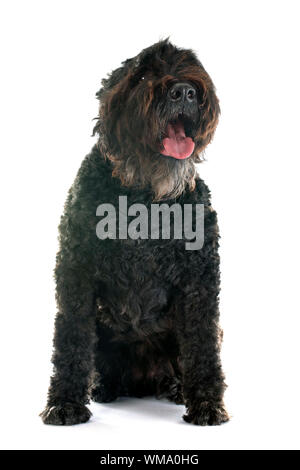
left=161, top=121, right=195, bottom=159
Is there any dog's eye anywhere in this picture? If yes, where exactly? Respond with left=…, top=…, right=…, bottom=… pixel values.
left=130, top=73, right=146, bottom=87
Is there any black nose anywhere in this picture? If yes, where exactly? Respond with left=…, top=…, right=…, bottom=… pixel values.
left=169, top=82, right=196, bottom=103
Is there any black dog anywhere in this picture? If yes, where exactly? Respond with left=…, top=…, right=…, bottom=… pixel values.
left=41, top=39, right=229, bottom=426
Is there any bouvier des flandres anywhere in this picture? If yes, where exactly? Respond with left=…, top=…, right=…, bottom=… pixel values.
left=41, top=39, right=229, bottom=426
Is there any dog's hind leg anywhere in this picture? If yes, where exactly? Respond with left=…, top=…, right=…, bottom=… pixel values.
left=122, top=340, right=184, bottom=403
left=92, top=332, right=184, bottom=404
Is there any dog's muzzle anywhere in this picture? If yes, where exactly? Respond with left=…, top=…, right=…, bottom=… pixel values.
left=161, top=83, right=198, bottom=160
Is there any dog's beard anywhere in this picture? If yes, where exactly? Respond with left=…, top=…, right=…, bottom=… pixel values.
left=109, top=150, right=196, bottom=201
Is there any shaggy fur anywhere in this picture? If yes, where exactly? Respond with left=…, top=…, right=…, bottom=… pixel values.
left=40, top=39, right=229, bottom=426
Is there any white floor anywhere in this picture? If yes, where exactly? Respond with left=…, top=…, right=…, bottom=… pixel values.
left=2, top=384, right=299, bottom=450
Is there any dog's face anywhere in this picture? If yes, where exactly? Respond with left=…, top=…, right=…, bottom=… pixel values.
left=94, top=40, right=220, bottom=200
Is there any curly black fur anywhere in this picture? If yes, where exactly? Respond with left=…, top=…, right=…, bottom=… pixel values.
left=40, top=39, right=229, bottom=426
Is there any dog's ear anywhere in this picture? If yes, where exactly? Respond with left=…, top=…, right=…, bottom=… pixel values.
left=93, top=59, right=134, bottom=140
left=197, top=81, right=220, bottom=153
left=95, top=56, right=135, bottom=102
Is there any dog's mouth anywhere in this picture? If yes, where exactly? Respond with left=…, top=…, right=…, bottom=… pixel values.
left=161, top=114, right=195, bottom=160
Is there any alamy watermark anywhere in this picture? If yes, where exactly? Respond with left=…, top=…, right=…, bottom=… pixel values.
left=96, top=196, right=204, bottom=250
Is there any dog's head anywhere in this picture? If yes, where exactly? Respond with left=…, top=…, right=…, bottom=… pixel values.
left=94, top=39, right=220, bottom=200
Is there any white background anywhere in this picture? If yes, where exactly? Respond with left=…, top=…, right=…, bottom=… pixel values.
left=1, top=0, right=300, bottom=450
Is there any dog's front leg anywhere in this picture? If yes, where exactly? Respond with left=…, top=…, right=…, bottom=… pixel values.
left=40, top=272, right=95, bottom=425
left=175, top=252, right=229, bottom=426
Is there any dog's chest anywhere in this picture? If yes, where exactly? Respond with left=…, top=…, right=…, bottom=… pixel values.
left=95, top=239, right=180, bottom=335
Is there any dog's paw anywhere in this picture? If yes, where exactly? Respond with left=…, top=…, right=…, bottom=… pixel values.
left=183, top=401, right=229, bottom=426
left=40, top=403, right=91, bottom=425
left=156, top=377, right=184, bottom=405
left=170, top=389, right=184, bottom=405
